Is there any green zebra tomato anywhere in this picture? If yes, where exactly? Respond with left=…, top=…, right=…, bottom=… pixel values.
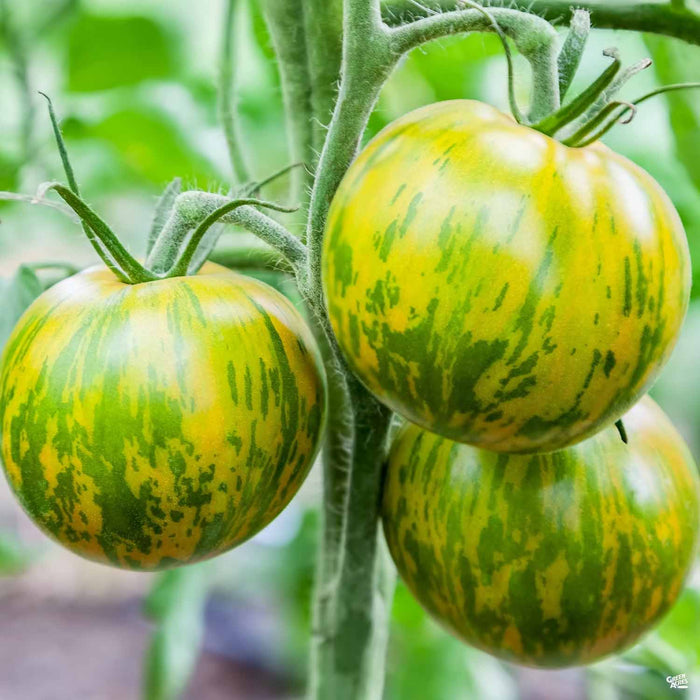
left=0, top=263, right=326, bottom=570
left=382, top=397, right=700, bottom=668
left=322, top=100, right=691, bottom=453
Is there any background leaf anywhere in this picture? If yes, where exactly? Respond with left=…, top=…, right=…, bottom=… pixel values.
left=66, top=14, right=179, bottom=92
left=0, top=530, right=32, bottom=575
left=143, top=566, right=208, bottom=700
left=0, top=265, right=43, bottom=351
left=645, top=36, right=700, bottom=193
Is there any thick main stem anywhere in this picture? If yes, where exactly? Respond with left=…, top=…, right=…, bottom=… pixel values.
left=313, top=381, right=393, bottom=700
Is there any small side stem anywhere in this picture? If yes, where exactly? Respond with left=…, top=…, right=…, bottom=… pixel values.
left=383, top=0, right=700, bottom=48
left=261, top=0, right=316, bottom=206
left=388, top=7, right=561, bottom=120
left=0, top=0, right=34, bottom=162
left=146, top=191, right=306, bottom=277
left=219, top=0, right=252, bottom=183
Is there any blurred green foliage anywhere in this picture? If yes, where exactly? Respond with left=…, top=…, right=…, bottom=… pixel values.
left=1, top=1, right=699, bottom=699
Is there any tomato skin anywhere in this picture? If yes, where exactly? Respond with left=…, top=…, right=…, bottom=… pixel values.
left=382, top=397, right=700, bottom=668
left=322, top=100, right=691, bottom=453
left=0, top=264, right=326, bottom=570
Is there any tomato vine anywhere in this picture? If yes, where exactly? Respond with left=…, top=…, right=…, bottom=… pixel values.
left=3, top=0, right=700, bottom=698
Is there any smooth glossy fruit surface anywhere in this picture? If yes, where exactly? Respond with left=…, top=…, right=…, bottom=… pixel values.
left=0, top=264, right=326, bottom=570
left=323, top=100, right=691, bottom=453
left=382, top=397, right=700, bottom=667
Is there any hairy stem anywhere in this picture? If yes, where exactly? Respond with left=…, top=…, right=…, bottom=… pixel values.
left=309, top=349, right=354, bottom=698
left=388, top=7, right=561, bottom=120
left=557, top=9, right=591, bottom=99
left=219, top=0, right=252, bottom=183
left=261, top=0, right=316, bottom=206
left=383, top=0, right=700, bottom=48
left=314, top=382, right=393, bottom=700
left=146, top=191, right=306, bottom=276
left=303, top=0, right=343, bottom=153
left=208, top=237, right=292, bottom=272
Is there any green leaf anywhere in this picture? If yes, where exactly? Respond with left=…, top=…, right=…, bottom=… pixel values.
left=67, top=14, right=179, bottom=92
left=143, top=566, right=208, bottom=700
left=0, top=266, right=43, bottom=353
left=655, top=585, right=700, bottom=665
left=0, top=531, right=32, bottom=575
left=645, top=36, right=700, bottom=193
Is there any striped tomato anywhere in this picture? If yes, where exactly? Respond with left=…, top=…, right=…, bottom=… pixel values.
left=322, top=100, right=691, bottom=453
left=382, top=397, right=700, bottom=668
left=0, top=264, right=326, bottom=571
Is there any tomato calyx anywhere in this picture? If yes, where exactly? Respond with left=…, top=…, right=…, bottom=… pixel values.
left=38, top=93, right=303, bottom=285
left=516, top=33, right=700, bottom=147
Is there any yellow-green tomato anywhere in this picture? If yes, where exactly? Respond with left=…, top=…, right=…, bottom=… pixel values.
left=382, top=397, right=700, bottom=668
left=323, top=100, right=690, bottom=453
left=0, top=264, right=326, bottom=570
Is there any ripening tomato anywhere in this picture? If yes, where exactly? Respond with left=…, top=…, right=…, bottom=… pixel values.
left=382, top=397, right=700, bottom=667
left=0, top=264, right=326, bottom=570
left=323, top=100, right=690, bottom=453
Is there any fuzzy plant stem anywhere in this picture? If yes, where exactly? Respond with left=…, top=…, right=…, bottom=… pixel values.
left=383, top=0, right=700, bottom=48
left=219, top=0, right=252, bottom=184
left=146, top=191, right=307, bottom=276
left=304, top=3, right=563, bottom=699
left=261, top=0, right=316, bottom=207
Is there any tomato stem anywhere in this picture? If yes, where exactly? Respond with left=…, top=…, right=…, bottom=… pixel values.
left=167, top=197, right=300, bottom=277
left=146, top=191, right=307, bottom=277
left=219, top=0, right=252, bottom=185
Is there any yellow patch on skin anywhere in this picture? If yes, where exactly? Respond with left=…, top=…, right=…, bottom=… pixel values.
left=502, top=624, right=524, bottom=656
left=538, top=551, right=571, bottom=621
left=382, top=398, right=700, bottom=667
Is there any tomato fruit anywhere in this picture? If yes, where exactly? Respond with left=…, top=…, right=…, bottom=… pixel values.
left=382, top=397, right=700, bottom=667
left=0, top=264, right=326, bottom=570
left=322, top=100, right=691, bottom=453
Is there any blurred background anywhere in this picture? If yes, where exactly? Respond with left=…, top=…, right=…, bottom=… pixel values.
left=1, top=0, right=699, bottom=698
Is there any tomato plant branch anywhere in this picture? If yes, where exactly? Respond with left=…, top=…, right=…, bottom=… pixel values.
left=387, top=6, right=561, bottom=120
left=168, top=197, right=299, bottom=277
left=303, top=0, right=343, bottom=154
left=219, top=0, right=252, bottom=184
left=383, top=0, right=700, bottom=48
left=208, top=238, right=292, bottom=273
left=147, top=191, right=307, bottom=277
left=261, top=0, right=316, bottom=206
left=0, top=0, right=34, bottom=163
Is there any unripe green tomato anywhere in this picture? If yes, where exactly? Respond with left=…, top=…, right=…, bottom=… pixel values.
left=382, top=397, right=700, bottom=668
left=323, top=100, right=690, bottom=453
left=0, top=264, right=326, bottom=570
